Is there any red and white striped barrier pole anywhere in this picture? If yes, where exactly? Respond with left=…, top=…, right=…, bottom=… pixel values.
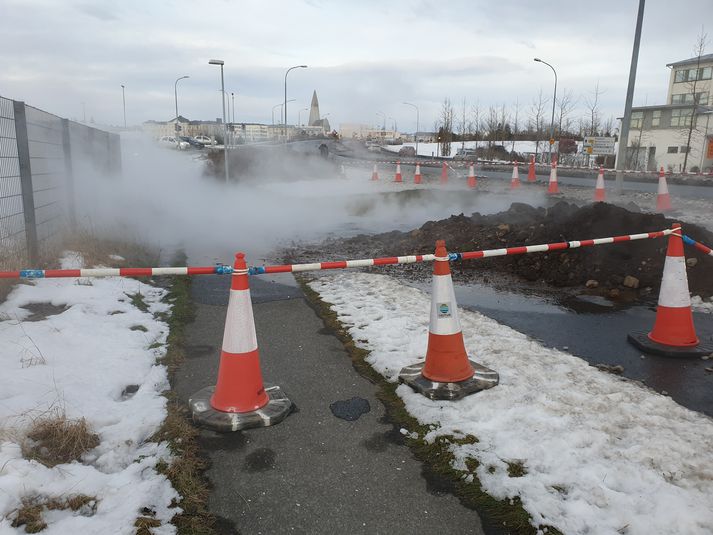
left=682, top=235, right=713, bottom=257
left=1, top=229, right=674, bottom=280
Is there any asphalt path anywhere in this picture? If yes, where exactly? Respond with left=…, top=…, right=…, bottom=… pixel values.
left=174, top=274, right=486, bottom=535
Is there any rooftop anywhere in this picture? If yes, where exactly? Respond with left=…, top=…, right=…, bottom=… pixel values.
left=666, top=53, right=713, bottom=68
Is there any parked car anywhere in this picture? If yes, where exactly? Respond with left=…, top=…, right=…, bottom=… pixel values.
left=367, top=144, right=381, bottom=152
left=179, top=136, right=205, bottom=149
left=194, top=135, right=215, bottom=146
left=158, top=135, right=190, bottom=150
left=398, top=146, right=416, bottom=157
left=453, top=148, right=477, bottom=160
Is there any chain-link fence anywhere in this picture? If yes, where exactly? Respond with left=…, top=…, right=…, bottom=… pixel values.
left=0, top=95, right=121, bottom=267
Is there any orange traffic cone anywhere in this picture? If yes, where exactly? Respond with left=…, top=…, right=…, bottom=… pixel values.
left=527, top=155, right=536, bottom=182
left=594, top=167, right=606, bottom=202
left=371, top=164, right=380, bottom=181
left=628, top=224, right=713, bottom=357
left=399, top=240, right=499, bottom=400
left=440, top=162, right=448, bottom=184
left=414, top=163, right=422, bottom=184
left=189, top=253, right=293, bottom=431
left=467, top=162, right=477, bottom=189
left=657, top=167, right=672, bottom=212
left=547, top=159, right=560, bottom=194
left=394, top=161, right=403, bottom=183
left=510, top=162, right=521, bottom=189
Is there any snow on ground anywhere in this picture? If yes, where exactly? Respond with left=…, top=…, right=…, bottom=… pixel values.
left=691, top=295, right=713, bottom=313
left=0, top=252, right=178, bottom=534
left=309, top=272, right=713, bottom=535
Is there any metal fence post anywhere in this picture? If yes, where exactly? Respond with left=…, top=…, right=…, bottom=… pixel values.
left=61, top=118, right=77, bottom=229
left=13, top=100, right=38, bottom=265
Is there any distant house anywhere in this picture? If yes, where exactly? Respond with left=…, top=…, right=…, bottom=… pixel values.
left=625, top=53, right=713, bottom=172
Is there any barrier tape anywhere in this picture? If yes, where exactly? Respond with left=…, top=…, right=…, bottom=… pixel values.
left=0, top=229, right=674, bottom=279
left=683, top=235, right=713, bottom=257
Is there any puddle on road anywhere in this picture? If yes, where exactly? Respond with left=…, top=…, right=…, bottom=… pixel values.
left=330, top=397, right=371, bottom=421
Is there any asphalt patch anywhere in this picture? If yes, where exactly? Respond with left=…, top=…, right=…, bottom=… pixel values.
left=329, top=397, right=371, bottom=421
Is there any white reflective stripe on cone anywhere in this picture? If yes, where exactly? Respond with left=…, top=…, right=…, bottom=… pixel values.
left=429, top=274, right=461, bottom=335
left=658, top=256, right=691, bottom=308
left=658, top=177, right=669, bottom=195
left=222, top=289, right=259, bottom=354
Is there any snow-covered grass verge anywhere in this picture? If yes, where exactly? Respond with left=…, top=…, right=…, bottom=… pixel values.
left=309, top=272, right=713, bottom=535
left=0, top=252, right=179, bottom=534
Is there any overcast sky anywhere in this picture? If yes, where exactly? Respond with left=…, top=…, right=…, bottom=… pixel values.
left=1, top=0, right=710, bottom=131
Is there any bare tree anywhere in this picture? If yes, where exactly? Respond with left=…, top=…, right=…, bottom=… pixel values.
left=485, top=105, right=499, bottom=151
left=498, top=103, right=510, bottom=142
left=529, top=89, right=549, bottom=160
left=681, top=30, right=708, bottom=172
left=511, top=98, right=520, bottom=153
left=439, top=97, right=454, bottom=157
left=556, top=88, right=577, bottom=137
left=584, top=81, right=605, bottom=136
left=470, top=100, right=481, bottom=148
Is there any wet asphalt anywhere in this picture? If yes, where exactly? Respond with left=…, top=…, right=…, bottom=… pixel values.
left=173, top=274, right=486, bottom=535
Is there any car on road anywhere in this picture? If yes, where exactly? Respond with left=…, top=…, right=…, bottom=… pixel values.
left=194, top=135, right=215, bottom=146
left=179, top=136, right=205, bottom=149
left=398, top=146, right=416, bottom=157
left=158, top=135, right=190, bottom=150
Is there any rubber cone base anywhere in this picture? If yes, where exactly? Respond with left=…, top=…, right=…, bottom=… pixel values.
left=189, top=384, right=293, bottom=432
left=398, top=359, right=499, bottom=400
left=627, top=331, right=713, bottom=358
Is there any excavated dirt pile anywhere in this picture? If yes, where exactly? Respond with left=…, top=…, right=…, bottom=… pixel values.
left=286, top=202, right=713, bottom=299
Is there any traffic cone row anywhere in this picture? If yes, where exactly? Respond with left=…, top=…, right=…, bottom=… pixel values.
left=510, top=162, right=521, bottom=190
left=394, top=161, right=402, bottom=183
left=467, top=162, right=477, bottom=189
left=547, top=159, right=560, bottom=194
left=594, top=166, right=606, bottom=202
left=657, top=167, right=672, bottom=212
left=628, top=224, right=713, bottom=357
left=414, top=163, right=422, bottom=184
left=371, top=164, right=379, bottom=181
left=527, top=155, right=536, bottom=182
left=441, top=162, right=448, bottom=184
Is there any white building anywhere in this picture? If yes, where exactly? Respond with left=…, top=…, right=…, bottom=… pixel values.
left=626, top=53, right=713, bottom=173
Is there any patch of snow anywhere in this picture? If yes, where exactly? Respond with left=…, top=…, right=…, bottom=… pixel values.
left=309, top=272, right=713, bottom=535
left=109, top=254, right=126, bottom=262
left=0, top=252, right=178, bottom=533
left=691, top=295, right=713, bottom=314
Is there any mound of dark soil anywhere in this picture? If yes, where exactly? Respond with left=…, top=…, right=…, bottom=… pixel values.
left=287, top=202, right=713, bottom=299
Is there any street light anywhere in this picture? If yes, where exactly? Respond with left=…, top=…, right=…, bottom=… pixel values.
left=208, top=59, right=229, bottom=183
left=174, top=75, right=189, bottom=122
left=298, top=107, right=309, bottom=127
left=231, top=92, right=235, bottom=123
left=403, top=102, right=419, bottom=156
left=120, top=84, right=126, bottom=129
left=272, top=99, right=295, bottom=126
left=534, top=58, right=557, bottom=163
left=284, top=65, right=307, bottom=132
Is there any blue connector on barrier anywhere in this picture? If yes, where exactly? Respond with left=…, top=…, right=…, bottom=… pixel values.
left=19, top=270, right=45, bottom=279
left=214, top=264, right=233, bottom=275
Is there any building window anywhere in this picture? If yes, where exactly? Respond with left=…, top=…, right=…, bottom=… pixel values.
left=652, top=110, right=661, bottom=127
left=680, top=146, right=690, bottom=153
left=674, top=66, right=713, bottom=83
left=630, top=111, right=643, bottom=129
left=671, top=108, right=693, bottom=127
left=671, top=92, right=709, bottom=105
left=667, top=146, right=679, bottom=153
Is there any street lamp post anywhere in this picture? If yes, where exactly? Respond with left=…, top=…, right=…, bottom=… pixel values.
left=208, top=59, right=229, bottom=183
left=120, top=84, right=126, bottom=129
left=298, top=107, right=309, bottom=127
left=284, top=65, right=307, bottom=139
left=231, top=92, right=235, bottom=123
left=534, top=58, right=557, bottom=163
left=403, top=102, right=419, bottom=156
left=174, top=75, right=189, bottom=142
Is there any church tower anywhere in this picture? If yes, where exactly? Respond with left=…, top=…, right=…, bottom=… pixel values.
left=308, top=90, right=320, bottom=126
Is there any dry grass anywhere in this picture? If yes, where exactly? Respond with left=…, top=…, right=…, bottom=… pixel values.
left=10, top=494, right=95, bottom=533
left=61, top=227, right=159, bottom=270
left=22, top=411, right=100, bottom=467
left=135, top=515, right=162, bottom=535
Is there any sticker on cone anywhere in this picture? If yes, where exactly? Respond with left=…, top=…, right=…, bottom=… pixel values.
left=627, top=224, right=713, bottom=357
left=467, top=162, right=477, bottom=189
left=414, top=163, right=422, bottom=184
left=189, top=253, right=293, bottom=431
left=399, top=240, right=498, bottom=400
left=594, top=167, right=606, bottom=202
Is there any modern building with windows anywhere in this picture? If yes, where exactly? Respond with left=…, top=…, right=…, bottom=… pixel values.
left=625, top=53, right=713, bottom=173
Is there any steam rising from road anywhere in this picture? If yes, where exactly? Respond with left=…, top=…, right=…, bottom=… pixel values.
left=72, top=133, right=547, bottom=265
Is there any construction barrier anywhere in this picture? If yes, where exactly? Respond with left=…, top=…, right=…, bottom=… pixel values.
left=683, top=235, right=713, bottom=257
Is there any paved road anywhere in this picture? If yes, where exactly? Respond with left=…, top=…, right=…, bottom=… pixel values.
left=174, top=274, right=486, bottom=535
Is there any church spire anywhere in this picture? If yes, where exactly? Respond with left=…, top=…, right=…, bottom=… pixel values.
left=308, top=90, right=320, bottom=126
